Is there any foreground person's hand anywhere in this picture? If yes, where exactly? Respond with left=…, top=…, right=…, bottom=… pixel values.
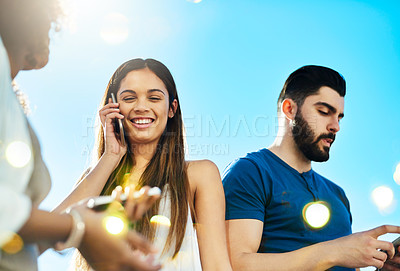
left=75, top=205, right=161, bottom=271
left=112, top=185, right=161, bottom=221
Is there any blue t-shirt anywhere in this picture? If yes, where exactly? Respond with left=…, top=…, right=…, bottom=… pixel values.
left=223, top=148, right=354, bottom=271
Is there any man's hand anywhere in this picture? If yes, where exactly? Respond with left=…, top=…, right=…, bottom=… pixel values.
left=330, top=225, right=400, bottom=270
left=381, top=245, right=400, bottom=271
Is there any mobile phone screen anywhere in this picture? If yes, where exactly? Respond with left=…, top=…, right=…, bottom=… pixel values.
left=111, top=93, right=126, bottom=146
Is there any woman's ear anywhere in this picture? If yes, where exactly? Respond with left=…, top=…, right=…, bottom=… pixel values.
left=169, top=99, right=178, bottom=118
left=281, top=98, right=298, bottom=121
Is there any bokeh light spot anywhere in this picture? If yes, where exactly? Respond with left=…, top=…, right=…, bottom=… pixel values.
left=393, top=163, right=400, bottom=185
left=104, top=216, right=126, bottom=235
left=100, top=12, right=129, bottom=45
left=372, top=186, right=394, bottom=210
left=121, top=173, right=132, bottom=189
left=150, top=215, right=171, bottom=227
left=1, top=233, right=24, bottom=254
left=303, top=201, right=331, bottom=229
left=6, top=141, right=31, bottom=168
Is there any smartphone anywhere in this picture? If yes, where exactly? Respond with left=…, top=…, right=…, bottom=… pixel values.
left=87, top=187, right=162, bottom=212
left=377, top=236, right=400, bottom=271
left=394, top=236, right=400, bottom=250
left=111, top=93, right=126, bottom=146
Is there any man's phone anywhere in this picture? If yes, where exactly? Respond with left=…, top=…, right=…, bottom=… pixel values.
left=377, top=236, right=400, bottom=271
left=87, top=187, right=162, bottom=212
left=111, top=93, right=126, bottom=146
left=393, top=236, right=400, bottom=250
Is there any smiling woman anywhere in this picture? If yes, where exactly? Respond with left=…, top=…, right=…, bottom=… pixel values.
left=55, top=58, right=233, bottom=271
left=116, top=68, right=176, bottom=145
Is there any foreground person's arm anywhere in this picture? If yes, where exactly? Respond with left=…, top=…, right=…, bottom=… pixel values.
left=18, top=206, right=161, bottom=271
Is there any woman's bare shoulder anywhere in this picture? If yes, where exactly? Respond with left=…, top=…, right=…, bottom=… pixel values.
left=186, top=160, right=221, bottom=188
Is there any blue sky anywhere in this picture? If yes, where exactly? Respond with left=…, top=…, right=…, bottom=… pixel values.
left=14, top=0, right=400, bottom=270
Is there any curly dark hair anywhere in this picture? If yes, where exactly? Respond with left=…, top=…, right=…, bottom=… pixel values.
left=0, top=0, right=63, bottom=68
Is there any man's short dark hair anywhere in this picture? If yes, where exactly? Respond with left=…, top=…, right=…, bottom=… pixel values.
left=277, top=65, right=346, bottom=111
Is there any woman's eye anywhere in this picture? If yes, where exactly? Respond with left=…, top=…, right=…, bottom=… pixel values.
left=123, top=97, right=136, bottom=102
left=149, top=96, right=162, bottom=101
left=319, top=110, right=328, bottom=115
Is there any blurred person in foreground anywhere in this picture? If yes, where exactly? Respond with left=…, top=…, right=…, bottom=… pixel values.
left=0, top=1, right=161, bottom=270
left=222, top=65, right=400, bottom=271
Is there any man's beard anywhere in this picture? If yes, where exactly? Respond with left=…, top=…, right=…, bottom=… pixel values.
left=292, top=110, right=335, bottom=162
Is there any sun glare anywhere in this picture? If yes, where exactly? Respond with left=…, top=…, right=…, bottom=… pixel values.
left=303, top=201, right=331, bottom=229
left=103, top=216, right=126, bottom=235
left=1, top=233, right=24, bottom=254
left=100, top=12, right=130, bottom=45
left=150, top=215, right=171, bottom=227
left=59, top=0, right=99, bottom=34
left=393, top=163, right=400, bottom=185
left=371, top=185, right=394, bottom=210
left=6, top=141, right=32, bottom=168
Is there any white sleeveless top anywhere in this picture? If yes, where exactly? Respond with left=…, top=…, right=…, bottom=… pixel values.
left=74, top=186, right=203, bottom=271
left=152, top=187, right=202, bottom=271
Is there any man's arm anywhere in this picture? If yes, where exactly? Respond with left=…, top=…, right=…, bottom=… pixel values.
left=226, top=219, right=335, bottom=271
left=226, top=219, right=400, bottom=271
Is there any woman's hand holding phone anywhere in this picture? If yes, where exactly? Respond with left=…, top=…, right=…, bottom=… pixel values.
left=98, top=97, right=127, bottom=160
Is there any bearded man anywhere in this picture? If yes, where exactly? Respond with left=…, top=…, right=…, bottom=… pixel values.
left=223, top=65, right=400, bottom=271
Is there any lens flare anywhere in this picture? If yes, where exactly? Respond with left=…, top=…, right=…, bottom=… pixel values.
left=121, top=173, right=132, bottom=189
left=150, top=215, right=171, bottom=227
left=103, top=216, right=126, bottom=235
left=100, top=12, right=129, bottom=45
left=302, top=201, right=331, bottom=229
left=6, top=141, right=32, bottom=168
left=372, top=186, right=394, bottom=209
left=394, top=163, right=400, bottom=185
left=1, top=233, right=24, bottom=254
left=187, top=0, right=203, bottom=3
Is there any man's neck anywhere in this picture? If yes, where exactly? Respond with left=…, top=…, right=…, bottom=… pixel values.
left=269, top=133, right=312, bottom=173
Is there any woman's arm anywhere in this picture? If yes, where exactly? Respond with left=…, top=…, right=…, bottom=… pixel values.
left=188, top=160, right=233, bottom=271
left=53, top=153, right=123, bottom=213
left=54, top=100, right=126, bottom=213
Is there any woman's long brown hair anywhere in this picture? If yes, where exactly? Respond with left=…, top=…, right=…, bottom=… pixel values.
left=75, top=59, right=191, bottom=270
